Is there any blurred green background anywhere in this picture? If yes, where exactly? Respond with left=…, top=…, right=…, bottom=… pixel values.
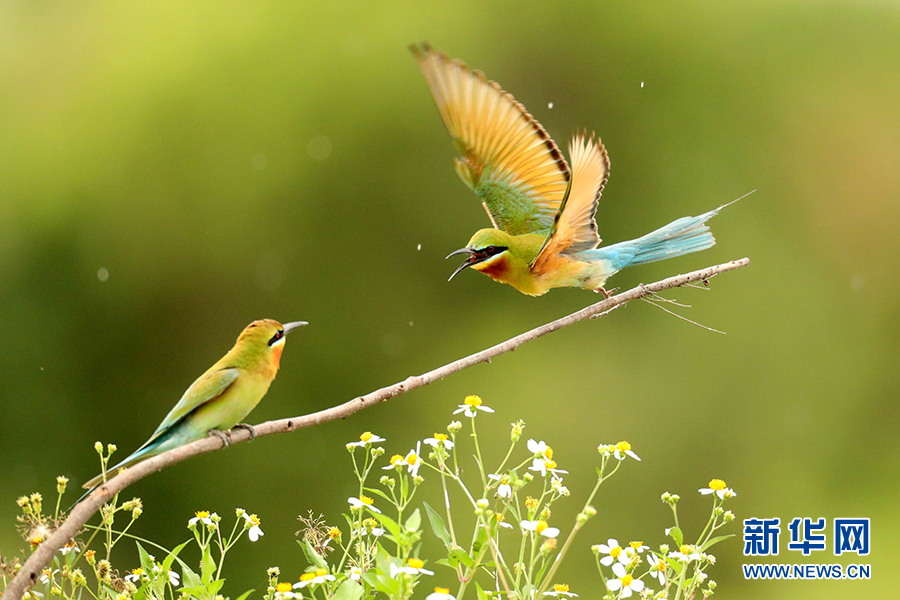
left=1, top=1, right=897, bottom=597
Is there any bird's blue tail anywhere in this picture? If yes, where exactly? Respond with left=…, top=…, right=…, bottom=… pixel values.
left=584, top=205, right=725, bottom=274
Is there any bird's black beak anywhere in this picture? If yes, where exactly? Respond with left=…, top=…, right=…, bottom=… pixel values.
left=283, top=321, right=309, bottom=335
left=446, top=247, right=477, bottom=281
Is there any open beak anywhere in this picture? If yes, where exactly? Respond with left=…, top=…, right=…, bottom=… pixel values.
left=282, top=321, right=309, bottom=335
left=446, top=247, right=477, bottom=281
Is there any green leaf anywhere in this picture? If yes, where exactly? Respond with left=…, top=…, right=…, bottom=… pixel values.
left=476, top=582, right=490, bottom=600
left=234, top=589, right=255, bottom=600
left=363, top=488, right=393, bottom=503
left=700, top=533, right=735, bottom=551
left=376, top=512, right=402, bottom=539
left=333, top=579, right=364, bottom=600
left=208, top=579, right=225, bottom=596
left=472, top=522, right=489, bottom=555
left=404, top=508, right=422, bottom=532
left=448, top=548, right=475, bottom=569
left=668, top=526, right=684, bottom=547
left=162, top=541, right=190, bottom=574
left=180, top=563, right=202, bottom=589
left=201, top=544, right=216, bottom=585
left=298, top=540, right=329, bottom=570
left=136, top=542, right=154, bottom=574
left=423, top=502, right=452, bottom=548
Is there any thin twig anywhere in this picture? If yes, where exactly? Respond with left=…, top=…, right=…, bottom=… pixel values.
left=1, top=257, right=750, bottom=600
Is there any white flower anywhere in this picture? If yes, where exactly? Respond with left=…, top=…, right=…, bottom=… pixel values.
left=544, top=584, right=578, bottom=597
left=520, top=520, right=560, bottom=539
left=124, top=568, right=144, bottom=583
left=188, top=510, right=216, bottom=526
left=354, top=525, right=385, bottom=537
left=242, top=512, right=264, bottom=541
left=488, top=474, right=512, bottom=498
left=551, top=477, right=570, bottom=497
left=527, top=439, right=549, bottom=455
left=40, top=569, right=59, bottom=584
left=389, top=558, right=434, bottom=577
left=60, top=541, right=78, bottom=555
left=293, top=568, right=335, bottom=588
left=383, top=454, right=406, bottom=470
left=453, top=395, right=494, bottom=418
left=668, top=545, right=703, bottom=563
left=423, top=433, right=455, bottom=450
left=612, top=441, right=640, bottom=461
left=348, top=496, right=382, bottom=514
left=348, top=567, right=363, bottom=581
left=647, top=554, right=667, bottom=585
left=347, top=432, right=386, bottom=447
left=405, top=441, right=424, bottom=477
left=596, top=539, right=627, bottom=566
left=699, top=479, right=736, bottom=499
left=427, top=587, right=456, bottom=600
left=526, top=440, right=567, bottom=478
left=165, top=569, right=180, bottom=586
left=606, top=563, right=644, bottom=598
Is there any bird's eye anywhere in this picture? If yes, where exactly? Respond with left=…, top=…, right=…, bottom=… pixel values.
left=485, top=245, right=496, bottom=255
left=268, top=330, right=284, bottom=346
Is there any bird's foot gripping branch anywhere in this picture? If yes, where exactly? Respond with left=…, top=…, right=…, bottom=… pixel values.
left=4, top=397, right=738, bottom=600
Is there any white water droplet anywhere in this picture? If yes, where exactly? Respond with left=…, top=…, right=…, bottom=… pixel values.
left=547, top=102, right=554, bottom=109
left=97, top=267, right=109, bottom=282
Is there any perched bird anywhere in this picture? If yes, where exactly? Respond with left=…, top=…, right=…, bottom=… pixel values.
left=82, top=319, right=306, bottom=490
left=411, top=44, right=734, bottom=296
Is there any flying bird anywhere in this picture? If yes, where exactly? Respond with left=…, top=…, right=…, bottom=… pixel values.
left=82, top=319, right=306, bottom=490
left=411, top=44, right=733, bottom=296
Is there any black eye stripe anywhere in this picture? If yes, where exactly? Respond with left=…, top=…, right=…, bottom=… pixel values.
left=268, top=330, right=284, bottom=346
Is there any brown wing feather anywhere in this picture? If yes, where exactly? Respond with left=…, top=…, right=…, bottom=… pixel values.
left=411, top=44, right=571, bottom=235
left=531, top=133, right=610, bottom=271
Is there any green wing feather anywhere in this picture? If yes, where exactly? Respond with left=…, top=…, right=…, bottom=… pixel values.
left=411, top=44, right=570, bottom=235
left=147, top=367, right=240, bottom=441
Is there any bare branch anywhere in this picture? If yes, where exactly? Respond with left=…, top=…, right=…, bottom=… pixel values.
left=2, top=257, right=749, bottom=600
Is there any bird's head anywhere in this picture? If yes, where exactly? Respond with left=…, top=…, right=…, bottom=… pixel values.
left=234, top=319, right=307, bottom=368
left=446, top=229, right=517, bottom=282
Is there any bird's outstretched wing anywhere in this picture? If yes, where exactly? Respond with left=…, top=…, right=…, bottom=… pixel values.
left=531, top=133, right=609, bottom=272
left=146, top=367, right=240, bottom=441
left=411, top=44, right=571, bottom=236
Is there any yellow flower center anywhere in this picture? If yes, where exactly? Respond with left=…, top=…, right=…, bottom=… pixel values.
left=299, top=572, right=316, bottom=582
left=535, top=520, right=549, bottom=534
left=552, top=584, right=569, bottom=593
left=248, top=514, right=261, bottom=526
left=525, top=496, right=539, bottom=509
left=131, top=568, right=143, bottom=576
left=629, top=541, right=643, bottom=549
left=328, top=527, right=341, bottom=539
left=360, top=432, right=373, bottom=442
left=654, top=560, right=666, bottom=572
left=680, top=544, right=691, bottom=554
left=434, top=588, right=450, bottom=595
left=195, top=510, right=210, bottom=519
left=275, top=582, right=292, bottom=592
left=615, top=441, right=632, bottom=452
left=406, top=453, right=419, bottom=465
left=314, top=568, right=328, bottom=577
left=407, top=558, right=425, bottom=570
left=621, top=574, right=633, bottom=586
left=362, top=518, right=377, bottom=528
left=359, top=495, right=374, bottom=505
left=30, top=537, right=43, bottom=546
left=434, top=433, right=448, bottom=441
left=545, top=458, right=558, bottom=469
left=543, top=447, right=554, bottom=460
left=390, top=454, right=404, bottom=465
left=708, top=479, right=726, bottom=491
left=610, top=546, right=622, bottom=558
left=464, top=395, right=482, bottom=407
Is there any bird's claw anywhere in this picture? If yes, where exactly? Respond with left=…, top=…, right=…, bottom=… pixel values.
left=209, top=429, right=231, bottom=448
left=232, top=423, right=257, bottom=441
